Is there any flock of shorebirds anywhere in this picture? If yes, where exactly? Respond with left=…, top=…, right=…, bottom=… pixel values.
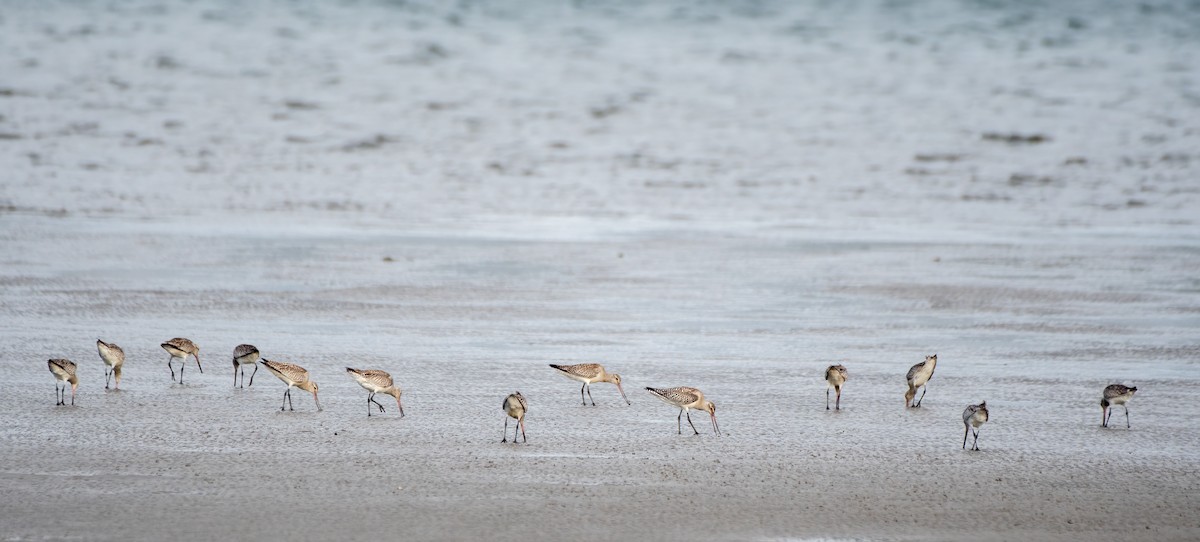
left=47, top=341, right=1139, bottom=449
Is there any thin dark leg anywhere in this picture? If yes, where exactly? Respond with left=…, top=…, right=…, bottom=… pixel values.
left=287, top=389, right=294, bottom=411
left=686, top=410, right=700, bottom=435
left=915, top=386, right=927, bottom=407
left=179, top=362, right=186, bottom=385
left=280, top=389, right=288, bottom=411
left=105, top=368, right=111, bottom=389
left=836, top=387, right=842, bottom=410
left=503, top=417, right=509, bottom=442
left=972, top=429, right=980, bottom=451
left=248, top=364, right=258, bottom=386
left=826, top=388, right=830, bottom=410
left=55, top=382, right=62, bottom=405
left=963, top=425, right=969, bottom=449
left=168, top=359, right=176, bottom=382
left=366, top=392, right=372, bottom=417
left=677, top=409, right=683, bottom=434
left=579, top=383, right=586, bottom=406
left=370, top=396, right=386, bottom=413
left=585, top=384, right=595, bottom=406
left=1124, top=406, right=1130, bottom=429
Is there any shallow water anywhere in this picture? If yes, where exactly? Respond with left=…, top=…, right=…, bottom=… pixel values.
left=2, top=0, right=1200, bottom=540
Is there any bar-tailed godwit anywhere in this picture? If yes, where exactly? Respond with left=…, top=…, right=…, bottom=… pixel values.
left=645, top=386, right=720, bottom=436
left=962, top=401, right=989, bottom=451
left=825, top=364, right=847, bottom=410
left=1101, top=384, right=1137, bottom=428
left=261, top=359, right=322, bottom=412
left=161, top=338, right=201, bottom=384
left=96, top=339, right=124, bottom=390
left=502, top=391, right=527, bottom=443
left=232, top=344, right=260, bottom=388
left=48, top=358, right=78, bottom=405
left=905, top=354, right=938, bottom=408
left=549, top=363, right=631, bottom=406
left=346, top=367, right=404, bottom=417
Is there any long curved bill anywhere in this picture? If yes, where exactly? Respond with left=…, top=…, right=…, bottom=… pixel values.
left=616, top=383, right=631, bottom=405
left=396, top=396, right=405, bottom=417
left=313, top=391, right=323, bottom=412
left=710, top=412, right=721, bottom=436
left=194, top=353, right=203, bottom=373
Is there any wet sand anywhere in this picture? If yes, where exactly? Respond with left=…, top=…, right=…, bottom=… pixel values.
left=2, top=1, right=1200, bottom=540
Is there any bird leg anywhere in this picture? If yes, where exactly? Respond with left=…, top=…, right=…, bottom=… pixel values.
left=677, top=409, right=683, bottom=434
left=366, top=392, right=372, bottom=417
left=963, top=425, right=969, bottom=449
left=915, top=385, right=927, bottom=407
left=248, top=364, right=258, bottom=387
left=235, top=365, right=240, bottom=388
left=1124, top=406, right=1130, bottom=429
left=179, top=361, right=186, bottom=385
left=579, top=383, right=587, bottom=406
left=502, top=417, right=509, bottom=442
left=972, top=429, right=980, bottom=451
left=280, top=389, right=288, bottom=411
left=369, top=393, right=386, bottom=413
left=287, top=388, right=294, bottom=411
left=826, top=388, right=830, bottom=410
left=105, top=368, right=111, bottom=389
left=686, top=410, right=700, bottom=435
left=168, top=358, right=176, bottom=382
left=585, top=384, right=595, bottom=406
left=835, top=387, right=842, bottom=410
left=55, top=382, right=61, bottom=405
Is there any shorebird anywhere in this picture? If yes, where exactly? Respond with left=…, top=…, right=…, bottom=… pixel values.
left=1101, top=384, right=1137, bottom=428
left=346, top=367, right=404, bottom=418
left=962, top=401, right=989, bottom=451
left=161, top=338, right=201, bottom=384
left=502, top=391, right=527, bottom=443
left=645, top=386, right=720, bottom=436
left=261, top=359, right=322, bottom=412
left=905, top=354, right=938, bottom=408
left=549, top=363, right=631, bottom=406
left=48, top=358, right=78, bottom=405
left=825, top=364, right=847, bottom=410
left=232, top=344, right=260, bottom=388
left=96, top=339, right=124, bottom=390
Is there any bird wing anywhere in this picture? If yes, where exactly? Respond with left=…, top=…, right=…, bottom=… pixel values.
left=550, top=363, right=603, bottom=379
left=1103, top=384, right=1131, bottom=399
left=97, top=340, right=125, bottom=363
left=162, top=337, right=196, bottom=353
left=233, top=344, right=259, bottom=360
left=646, top=386, right=701, bottom=406
left=905, top=361, right=925, bottom=381
left=48, top=358, right=77, bottom=376
left=347, top=368, right=393, bottom=388
left=262, top=359, right=308, bottom=382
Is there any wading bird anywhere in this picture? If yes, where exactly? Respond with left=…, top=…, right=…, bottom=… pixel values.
left=48, top=358, right=78, bottom=406
left=96, top=339, right=124, bottom=390
left=905, top=354, right=938, bottom=408
left=502, top=392, right=528, bottom=443
left=161, top=338, right=201, bottom=384
left=645, top=386, right=720, bottom=436
left=232, top=344, right=260, bottom=388
left=825, top=364, right=847, bottom=410
left=549, top=363, right=630, bottom=406
left=1101, top=384, right=1137, bottom=428
left=962, top=401, right=989, bottom=451
left=261, top=359, right=322, bottom=412
left=346, top=367, right=404, bottom=417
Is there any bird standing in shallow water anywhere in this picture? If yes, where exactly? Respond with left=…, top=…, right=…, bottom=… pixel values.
left=1101, top=384, right=1137, bottom=428
left=346, top=367, right=404, bottom=417
left=502, top=392, right=528, bottom=443
left=549, top=363, right=631, bottom=406
left=48, top=358, right=78, bottom=405
left=905, top=354, right=938, bottom=408
left=645, top=386, right=720, bottom=436
left=232, top=344, right=260, bottom=388
left=96, top=339, right=124, bottom=390
left=161, top=338, right=201, bottom=384
left=962, top=401, right=989, bottom=451
left=825, top=364, right=847, bottom=410
left=261, top=359, right=322, bottom=412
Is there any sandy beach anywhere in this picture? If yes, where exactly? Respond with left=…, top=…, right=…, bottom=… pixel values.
left=2, top=1, right=1199, bottom=540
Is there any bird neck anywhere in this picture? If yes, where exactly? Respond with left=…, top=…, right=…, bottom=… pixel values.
left=296, top=381, right=317, bottom=393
